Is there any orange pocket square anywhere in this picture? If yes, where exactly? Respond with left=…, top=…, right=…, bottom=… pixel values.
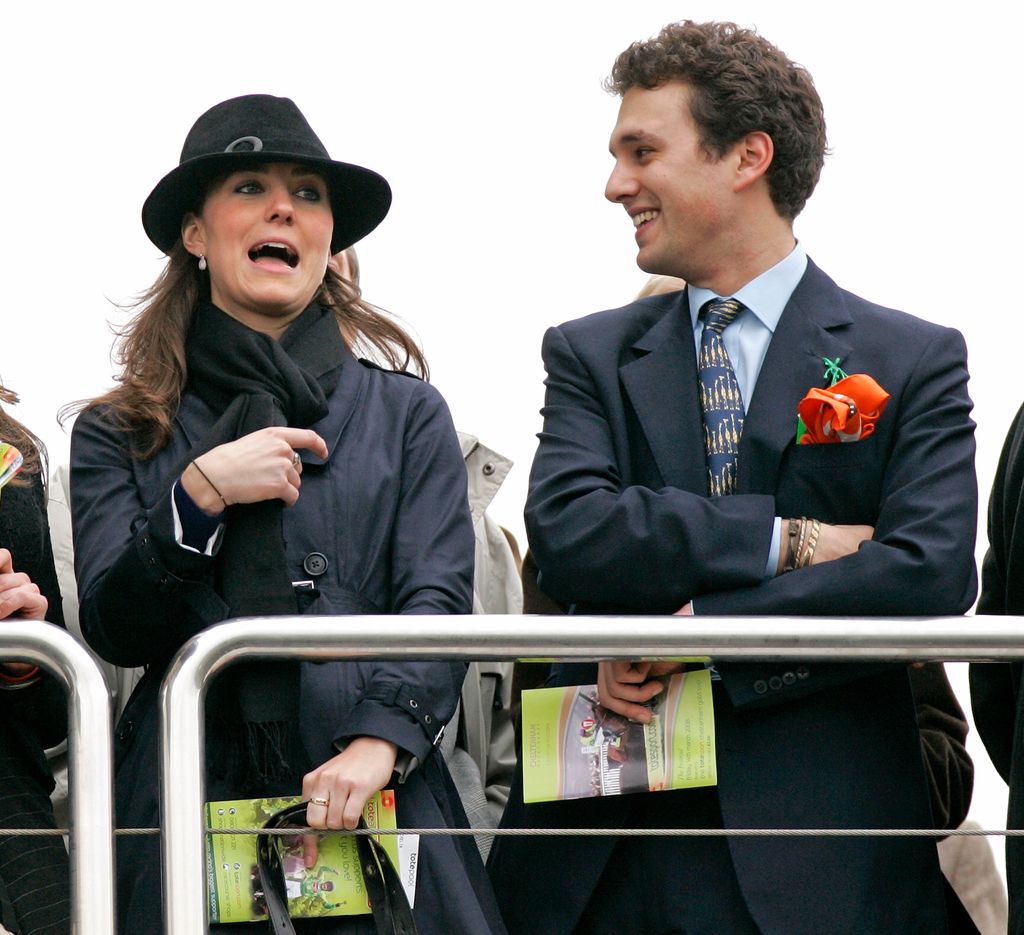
left=797, top=373, right=890, bottom=444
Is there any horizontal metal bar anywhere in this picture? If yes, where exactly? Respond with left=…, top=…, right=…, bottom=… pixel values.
left=161, top=613, right=1024, bottom=934
left=0, top=620, right=116, bottom=935
left=167, top=614, right=1024, bottom=667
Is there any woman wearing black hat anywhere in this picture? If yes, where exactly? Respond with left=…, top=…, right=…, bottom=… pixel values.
left=68, top=95, right=505, bottom=933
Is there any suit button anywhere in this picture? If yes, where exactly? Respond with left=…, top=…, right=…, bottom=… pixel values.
left=782, top=671, right=796, bottom=686
left=482, top=462, right=495, bottom=476
left=796, top=666, right=810, bottom=680
left=117, top=720, right=134, bottom=743
left=768, top=676, right=783, bottom=691
left=753, top=679, right=768, bottom=694
left=302, top=552, right=328, bottom=577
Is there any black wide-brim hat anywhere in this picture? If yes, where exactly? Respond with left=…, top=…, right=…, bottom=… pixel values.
left=142, top=94, right=391, bottom=255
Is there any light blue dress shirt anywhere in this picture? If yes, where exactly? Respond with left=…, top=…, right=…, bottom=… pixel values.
left=687, top=243, right=808, bottom=577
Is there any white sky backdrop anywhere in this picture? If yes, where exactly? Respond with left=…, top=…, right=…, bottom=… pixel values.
left=3, top=0, right=1019, bottom=887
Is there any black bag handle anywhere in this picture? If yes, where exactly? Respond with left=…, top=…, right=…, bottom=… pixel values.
left=256, top=801, right=418, bottom=935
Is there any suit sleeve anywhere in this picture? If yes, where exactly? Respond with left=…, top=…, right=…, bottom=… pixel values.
left=910, top=662, right=973, bottom=830
left=526, top=324, right=777, bottom=611
left=690, top=327, right=977, bottom=708
left=339, top=384, right=472, bottom=763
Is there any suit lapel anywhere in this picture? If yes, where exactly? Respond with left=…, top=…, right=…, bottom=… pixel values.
left=620, top=290, right=708, bottom=493
left=739, top=260, right=854, bottom=493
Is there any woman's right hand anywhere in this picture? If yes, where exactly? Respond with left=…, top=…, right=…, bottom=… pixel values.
left=181, top=427, right=328, bottom=514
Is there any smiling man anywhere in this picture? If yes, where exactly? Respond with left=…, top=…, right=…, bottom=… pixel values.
left=488, top=20, right=979, bottom=935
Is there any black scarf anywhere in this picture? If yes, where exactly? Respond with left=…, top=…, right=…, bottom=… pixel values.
left=184, top=300, right=347, bottom=787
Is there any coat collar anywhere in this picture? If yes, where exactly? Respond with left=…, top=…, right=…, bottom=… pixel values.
left=620, top=259, right=854, bottom=494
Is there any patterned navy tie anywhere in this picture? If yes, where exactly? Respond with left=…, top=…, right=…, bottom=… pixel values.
left=698, top=298, right=745, bottom=496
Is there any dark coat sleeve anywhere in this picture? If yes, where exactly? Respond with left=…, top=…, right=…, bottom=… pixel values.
left=70, top=408, right=223, bottom=668
left=330, top=382, right=474, bottom=763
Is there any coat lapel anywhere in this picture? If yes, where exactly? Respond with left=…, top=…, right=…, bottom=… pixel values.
left=619, top=290, right=708, bottom=493
left=301, top=352, right=368, bottom=466
left=739, top=260, right=854, bottom=493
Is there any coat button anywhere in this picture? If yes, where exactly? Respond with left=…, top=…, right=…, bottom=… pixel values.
left=117, top=720, right=134, bottom=743
left=782, top=671, right=796, bottom=686
left=482, top=462, right=495, bottom=476
left=768, top=676, right=783, bottom=691
left=302, top=552, right=328, bottom=577
left=796, top=665, right=810, bottom=680
left=753, top=679, right=768, bottom=694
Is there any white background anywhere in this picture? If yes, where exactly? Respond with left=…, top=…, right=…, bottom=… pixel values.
left=3, top=1, right=1018, bottom=885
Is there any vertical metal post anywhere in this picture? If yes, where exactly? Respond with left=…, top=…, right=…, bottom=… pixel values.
left=0, top=620, right=116, bottom=934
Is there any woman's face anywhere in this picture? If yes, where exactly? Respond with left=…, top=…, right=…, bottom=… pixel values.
left=182, top=162, right=334, bottom=333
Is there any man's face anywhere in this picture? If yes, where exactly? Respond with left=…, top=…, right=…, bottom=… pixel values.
left=605, top=82, right=737, bottom=284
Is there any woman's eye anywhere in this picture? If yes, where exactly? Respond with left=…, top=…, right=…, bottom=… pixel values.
left=296, top=185, right=323, bottom=202
left=234, top=180, right=263, bottom=195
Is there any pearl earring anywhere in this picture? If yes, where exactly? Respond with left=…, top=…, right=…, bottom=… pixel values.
left=198, top=255, right=207, bottom=271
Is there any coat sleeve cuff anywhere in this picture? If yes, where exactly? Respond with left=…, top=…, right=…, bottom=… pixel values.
left=337, top=687, right=446, bottom=764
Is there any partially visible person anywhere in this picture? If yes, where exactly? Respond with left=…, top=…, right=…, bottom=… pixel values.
left=971, top=403, right=1024, bottom=934
left=331, top=248, right=521, bottom=854
left=0, top=384, right=69, bottom=935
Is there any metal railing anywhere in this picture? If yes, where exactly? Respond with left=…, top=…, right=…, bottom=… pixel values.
left=159, top=613, right=1024, bottom=934
left=0, top=619, right=115, bottom=934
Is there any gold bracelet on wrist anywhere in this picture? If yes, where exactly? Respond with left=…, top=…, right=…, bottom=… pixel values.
left=799, top=518, right=821, bottom=568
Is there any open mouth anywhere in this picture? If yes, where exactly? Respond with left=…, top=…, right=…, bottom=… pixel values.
left=632, top=209, right=659, bottom=229
left=248, top=242, right=299, bottom=268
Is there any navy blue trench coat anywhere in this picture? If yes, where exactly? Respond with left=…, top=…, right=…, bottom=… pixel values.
left=70, top=351, right=507, bottom=934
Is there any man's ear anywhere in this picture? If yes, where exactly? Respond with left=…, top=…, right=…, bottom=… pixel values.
left=181, top=212, right=205, bottom=257
left=732, top=131, right=774, bottom=194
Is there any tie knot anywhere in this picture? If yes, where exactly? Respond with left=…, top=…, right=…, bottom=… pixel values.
left=701, top=298, right=742, bottom=334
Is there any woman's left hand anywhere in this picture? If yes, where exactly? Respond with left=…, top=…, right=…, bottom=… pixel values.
left=300, top=736, right=398, bottom=867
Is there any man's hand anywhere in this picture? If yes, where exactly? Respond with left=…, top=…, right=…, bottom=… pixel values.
left=812, top=524, right=874, bottom=564
left=597, top=660, right=682, bottom=723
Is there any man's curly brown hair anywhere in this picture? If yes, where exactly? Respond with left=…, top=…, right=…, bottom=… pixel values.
left=606, top=21, right=826, bottom=220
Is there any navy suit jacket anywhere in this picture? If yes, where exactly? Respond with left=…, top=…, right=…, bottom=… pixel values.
left=489, top=260, right=978, bottom=935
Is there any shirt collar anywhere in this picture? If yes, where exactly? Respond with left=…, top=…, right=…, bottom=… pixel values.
left=687, top=243, right=808, bottom=334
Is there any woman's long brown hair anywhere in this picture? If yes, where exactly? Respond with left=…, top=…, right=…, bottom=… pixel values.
left=63, top=241, right=429, bottom=459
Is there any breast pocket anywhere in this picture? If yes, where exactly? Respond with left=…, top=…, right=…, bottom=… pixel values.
left=774, top=436, right=886, bottom=524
